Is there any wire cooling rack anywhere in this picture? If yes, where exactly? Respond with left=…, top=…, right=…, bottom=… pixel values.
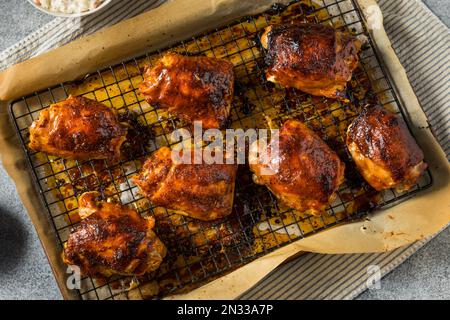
left=9, top=0, right=432, bottom=300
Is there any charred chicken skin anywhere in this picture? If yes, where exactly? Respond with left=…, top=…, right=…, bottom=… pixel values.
left=63, top=192, right=166, bottom=278
left=249, top=119, right=345, bottom=215
left=346, top=105, right=427, bottom=192
left=139, top=53, right=234, bottom=129
left=133, top=146, right=238, bottom=221
left=261, top=23, right=362, bottom=99
left=29, top=96, right=127, bottom=160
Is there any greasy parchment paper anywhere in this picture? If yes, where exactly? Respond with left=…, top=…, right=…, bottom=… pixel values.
left=0, top=0, right=449, bottom=300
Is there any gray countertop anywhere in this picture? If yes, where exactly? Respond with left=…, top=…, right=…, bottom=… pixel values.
left=0, top=0, right=448, bottom=300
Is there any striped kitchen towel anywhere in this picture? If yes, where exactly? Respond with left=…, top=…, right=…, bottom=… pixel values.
left=0, top=0, right=448, bottom=300
left=0, top=0, right=166, bottom=70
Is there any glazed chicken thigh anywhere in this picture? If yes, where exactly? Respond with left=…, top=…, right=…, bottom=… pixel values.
left=133, top=146, right=237, bottom=221
left=249, top=119, right=345, bottom=215
left=261, top=23, right=362, bottom=99
left=139, top=53, right=234, bottom=129
left=29, top=96, right=127, bottom=160
left=346, top=105, right=427, bottom=192
left=63, top=192, right=166, bottom=278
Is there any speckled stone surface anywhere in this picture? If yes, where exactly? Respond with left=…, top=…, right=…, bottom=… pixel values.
left=0, top=0, right=448, bottom=300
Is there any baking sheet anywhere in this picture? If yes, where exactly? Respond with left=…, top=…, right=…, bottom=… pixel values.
left=0, top=0, right=449, bottom=300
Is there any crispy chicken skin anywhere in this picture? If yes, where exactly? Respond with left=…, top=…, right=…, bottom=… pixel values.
left=346, top=106, right=427, bottom=192
left=62, top=192, right=166, bottom=278
left=139, top=53, right=234, bottom=129
left=261, top=23, right=361, bottom=99
left=249, top=120, right=345, bottom=215
left=29, top=96, right=127, bottom=160
left=133, top=146, right=238, bottom=221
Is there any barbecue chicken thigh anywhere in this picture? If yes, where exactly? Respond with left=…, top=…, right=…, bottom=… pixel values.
left=133, top=146, right=238, bottom=221
left=249, top=119, right=345, bottom=215
left=139, top=53, right=234, bottom=129
left=346, top=105, right=427, bottom=192
left=29, top=96, right=127, bottom=160
left=261, top=23, right=362, bottom=99
left=63, top=192, right=166, bottom=278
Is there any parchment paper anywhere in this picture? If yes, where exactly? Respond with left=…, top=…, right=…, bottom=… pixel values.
left=0, top=0, right=448, bottom=300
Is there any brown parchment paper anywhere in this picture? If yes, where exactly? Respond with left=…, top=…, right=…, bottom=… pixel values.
left=0, top=0, right=449, bottom=300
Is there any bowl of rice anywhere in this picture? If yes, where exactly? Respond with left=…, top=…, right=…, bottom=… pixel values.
left=28, top=0, right=113, bottom=17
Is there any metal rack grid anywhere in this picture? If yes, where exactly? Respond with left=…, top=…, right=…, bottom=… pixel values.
left=9, top=0, right=432, bottom=300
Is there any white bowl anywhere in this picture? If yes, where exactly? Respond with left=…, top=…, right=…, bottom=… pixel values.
left=27, top=0, right=113, bottom=18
